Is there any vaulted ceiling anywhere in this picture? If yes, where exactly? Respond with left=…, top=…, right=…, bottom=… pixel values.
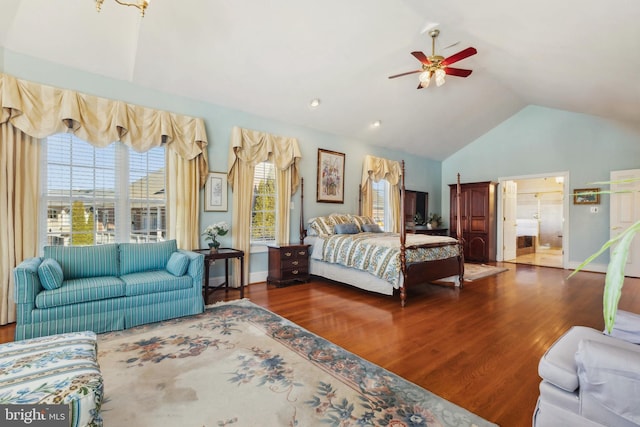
left=1, top=0, right=638, bottom=160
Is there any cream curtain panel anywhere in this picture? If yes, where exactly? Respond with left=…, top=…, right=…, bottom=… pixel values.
left=166, top=149, right=201, bottom=250
left=0, top=125, right=39, bottom=326
left=227, top=126, right=301, bottom=286
left=360, top=155, right=403, bottom=233
left=0, top=73, right=209, bottom=325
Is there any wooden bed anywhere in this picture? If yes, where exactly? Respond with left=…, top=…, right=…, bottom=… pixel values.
left=300, top=160, right=464, bottom=307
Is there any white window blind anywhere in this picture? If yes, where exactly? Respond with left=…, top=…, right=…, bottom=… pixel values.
left=371, top=179, right=390, bottom=231
left=251, top=161, right=276, bottom=244
left=41, top=133, right=165, bottom=247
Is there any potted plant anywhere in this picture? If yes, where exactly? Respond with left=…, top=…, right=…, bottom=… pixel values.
left=202, top=221, right=229, bottom=252
left=427, top=212, right=442, bottom=229
left=570, top=180, right=640, bottom=333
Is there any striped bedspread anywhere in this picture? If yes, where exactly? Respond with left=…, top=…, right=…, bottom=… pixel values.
left=319, top=232, right=460, bottom=286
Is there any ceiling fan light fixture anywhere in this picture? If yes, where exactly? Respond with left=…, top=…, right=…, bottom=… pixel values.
left=435, top=68, right=446, bottom=87
left=387, top=28, right=476, bottom=90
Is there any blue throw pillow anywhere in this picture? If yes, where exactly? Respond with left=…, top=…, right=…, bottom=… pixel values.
left=166, top=252, right=189, bottom=277
left=38, top=258, right=64, bottom=290
left=362, top=223, right=383, bottom=233
left=334, top=223, right=360, bottom=234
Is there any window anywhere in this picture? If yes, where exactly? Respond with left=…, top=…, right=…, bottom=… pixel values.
left=41, top=133, right=166, bottom=247
left=371, top=179, right=391, bottom=231
left=250, top=161, right=276, bottom=244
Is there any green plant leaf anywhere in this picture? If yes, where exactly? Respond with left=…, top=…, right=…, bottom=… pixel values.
left=589, top=178, right=640, bottom=186
left=603, top=219, right=640, bottom=332
left=571, top=177, right=640, bottom=331
left=568, top=231, right=625, bottom=279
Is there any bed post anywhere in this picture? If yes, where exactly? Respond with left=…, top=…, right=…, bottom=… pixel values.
left=456, top=173, right=465, bottom=284
left=299, top=177, right=305, bottom=244
left=400, top=160, right=407, bottom=307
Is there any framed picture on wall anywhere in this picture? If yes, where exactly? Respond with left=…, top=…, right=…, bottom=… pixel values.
left=205, top=172, right=228, bottom=211
left=316, top=149, right=345, bottom=203
left=573, top=188, right=600, bottom=205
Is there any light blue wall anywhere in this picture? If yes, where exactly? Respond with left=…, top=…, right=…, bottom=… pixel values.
left=442, top=105, right=640, bottom=267
left=1, top=50, right=441, bottom=279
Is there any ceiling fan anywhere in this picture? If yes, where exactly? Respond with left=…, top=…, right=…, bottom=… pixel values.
left=388, top=29, right=477, bottom=89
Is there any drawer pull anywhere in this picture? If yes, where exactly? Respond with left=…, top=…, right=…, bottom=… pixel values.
left=292, top=260, right=299, bottom=266
left=284, top=251, right=292, bottom=257
left=292, top=270, right=299, bottom=275
left=298, top=251, right=306, bottom=255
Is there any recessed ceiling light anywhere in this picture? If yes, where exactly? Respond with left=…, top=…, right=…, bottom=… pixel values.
left=309, top=98, right=320, bottom=108
left=371, top=120, right=381, bottom=128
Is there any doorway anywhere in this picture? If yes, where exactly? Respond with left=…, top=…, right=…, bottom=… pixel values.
left=610, top=169, right=640, bottom=277
left=498, top=172, right=569, bottom=269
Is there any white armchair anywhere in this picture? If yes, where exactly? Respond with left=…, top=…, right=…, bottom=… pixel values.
left=533, top=311, right=640, bottom=427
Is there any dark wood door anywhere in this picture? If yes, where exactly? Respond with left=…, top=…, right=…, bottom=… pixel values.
left=450, top=181, right=497, bottom=262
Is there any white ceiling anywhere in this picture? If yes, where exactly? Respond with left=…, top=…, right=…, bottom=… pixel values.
left=1, top=0, right=639, bottom=160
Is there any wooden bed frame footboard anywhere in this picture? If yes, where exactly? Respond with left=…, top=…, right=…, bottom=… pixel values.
left=299, top=160, right=464, bottom=307
left=398, top=161, right=464, bottom=306
left=400, top=248, right=464, bottom=306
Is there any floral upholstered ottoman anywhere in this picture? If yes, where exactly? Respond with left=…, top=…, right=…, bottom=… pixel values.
left=0, top=331, right=103, bottom=427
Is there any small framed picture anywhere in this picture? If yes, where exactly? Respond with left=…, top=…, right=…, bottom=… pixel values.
left=205, top=172, right=228, bottom=211
left=573, top=188, right=600, bottom=205
left=317, top=149, right=345, bottom=203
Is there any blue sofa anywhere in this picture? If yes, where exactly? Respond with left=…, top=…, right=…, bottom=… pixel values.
left=13, top=239, right=204, bottom=340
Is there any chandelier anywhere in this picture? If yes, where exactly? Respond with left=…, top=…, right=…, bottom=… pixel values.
left=95, top=0, right=150, bottom=17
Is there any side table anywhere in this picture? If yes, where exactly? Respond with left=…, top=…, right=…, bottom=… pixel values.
left=266, top=244, right=311, bottom=286
left=194, top=248, right=244, bottom=303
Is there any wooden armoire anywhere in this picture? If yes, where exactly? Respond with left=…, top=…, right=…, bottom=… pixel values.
left=449, top=181, right=498, bottom=262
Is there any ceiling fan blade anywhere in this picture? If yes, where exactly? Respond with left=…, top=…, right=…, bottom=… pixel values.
left=443, top=41, right=460, bottom=50
left=388, top=69, right=422, bottom=79
left=444, top=67, right=473, bottom=77
left=441, top=47, right=477, bottom=66
left=411, top=51, right=431, bottom=65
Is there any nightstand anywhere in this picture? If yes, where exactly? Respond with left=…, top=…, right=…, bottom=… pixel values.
left=267, top=244, right=311, bottom=286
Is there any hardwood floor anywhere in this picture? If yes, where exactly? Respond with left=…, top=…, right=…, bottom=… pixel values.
left=506, top=247, right=563, bottom=268
left=2, top=263, right=639, bottom=426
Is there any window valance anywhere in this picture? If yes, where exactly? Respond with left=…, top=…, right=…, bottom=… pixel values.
left=0, top=73, right=209, bottom=186
left=227, top=126, right=301, bottom=194
left=361, top=154, right=403, bottom=187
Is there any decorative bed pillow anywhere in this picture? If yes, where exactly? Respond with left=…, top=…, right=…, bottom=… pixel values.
left=309, top=216, right=336, bottom=236
left=362, top=223, right=383, bottom=233
left=38, top=258, right=64, bottom=290
left=329, top=213, right=352, bottom=225
left=166, top=252, right=189, bottom=277
left=334, top=223, right=360, bottom=234
left=348, top=214, right=376, bottom=231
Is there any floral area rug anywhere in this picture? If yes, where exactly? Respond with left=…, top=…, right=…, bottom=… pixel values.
left=97, top=299, right=497, bottom=426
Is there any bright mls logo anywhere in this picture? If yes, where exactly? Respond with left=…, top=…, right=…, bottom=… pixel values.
left=0, top=405, right=68, bottom=427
